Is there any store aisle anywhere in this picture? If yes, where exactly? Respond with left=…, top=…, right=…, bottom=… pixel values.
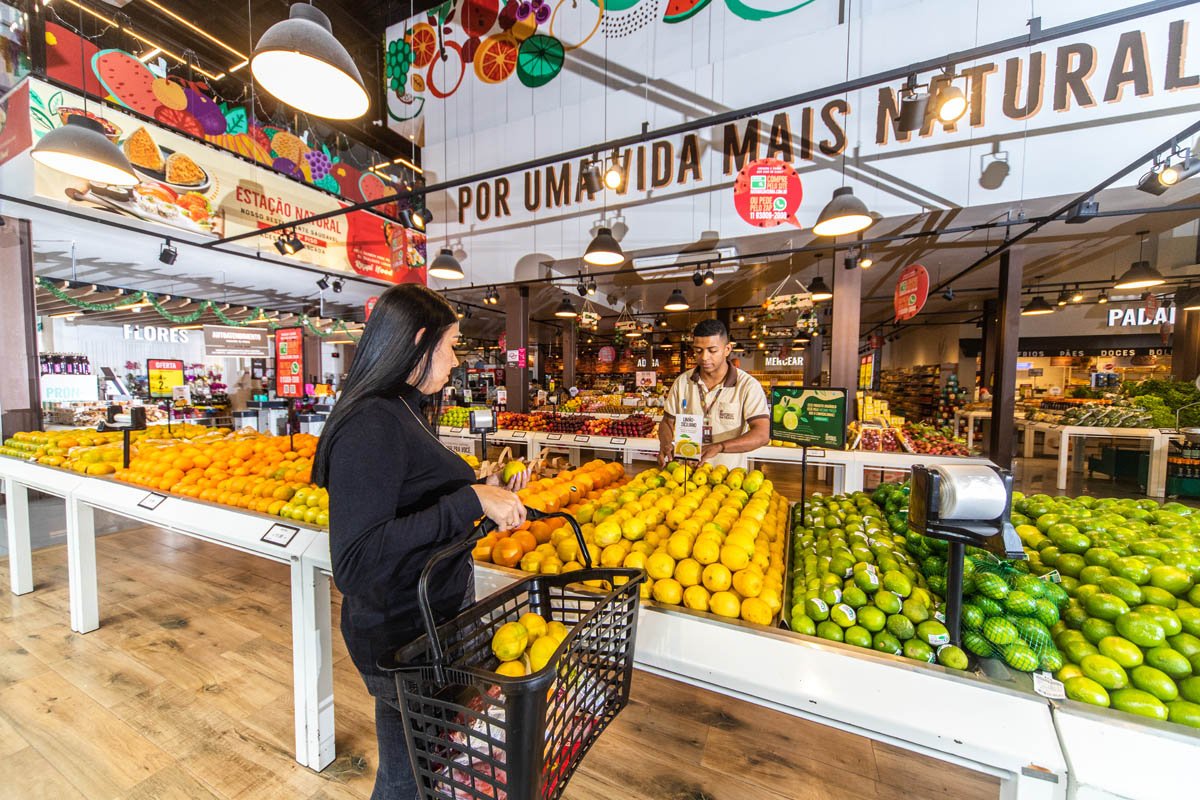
left=0, top=528, right=998, bottom=800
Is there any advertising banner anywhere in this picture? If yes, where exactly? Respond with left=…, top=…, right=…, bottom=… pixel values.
left=203, top=325, right=270, bottom=357
left=21, top=78, right=419, bottom=283
left=0, top=81, right=32, bottom=167
left=733, top=158, right=803, bottom=228
left=275, top=328, right=304, bottom=398
left=147, top=358, right=185, bottom=398
left=769, top=387, right=847, bottom=449
left=894, top=264, right=930, bottom=323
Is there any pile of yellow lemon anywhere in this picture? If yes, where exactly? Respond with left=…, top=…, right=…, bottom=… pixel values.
left=490, top=612, right=571, bottom=677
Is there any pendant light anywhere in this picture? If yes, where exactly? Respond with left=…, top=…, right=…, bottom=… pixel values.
left=31, top=115, right=139, bottom=187
left=1021, top=296, right=1055, bottom=316
left=1113, top=261, right=1165, bottom=290
left=428, top=248, right=465, bottom=280
left=251, top=4, right=369, bottom=120
left=664, top=289, right=689, bottom=311
left=807, top=276, right=833, bottom=302
left=812, top=187, right=874, bottom=237
left=554, top=297, right=578, bottom=318
left=584, top=227, right=624, bottom=266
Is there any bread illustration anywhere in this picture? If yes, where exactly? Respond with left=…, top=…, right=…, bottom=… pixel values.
left=165, top=152, right=204, bottom=186
left=123, top=126, right=164, bottom=172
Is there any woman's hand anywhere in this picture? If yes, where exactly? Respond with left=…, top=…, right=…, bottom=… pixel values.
left=485, top=467, right=530, bottom=492
left=471, top=484, right=527, bottom=531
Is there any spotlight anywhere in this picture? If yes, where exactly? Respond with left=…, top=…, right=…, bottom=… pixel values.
left=1137, top=168, right=1170, bottom=196
left=582, top=162, right=603, bottom=195
left=316, top=275, right=331, bottom=291
left=577, top=276, right=588, bottom=296
left=896, top=75, right=929, bottom=133
left=942, top=287, right=955, bottom=302
left=657, top=316, right=668, bottom=328
left=1097, top=290, right=1109, bottom=304
left=858, top=252, right=873, bottom=269
left=276, top=228, right=304, bottom=255
left=1070, top=286, right=1083, bottom=303
left=736, top=313, right=746, bottom=323
left=692, top=268, right=705, bottom=287
left=934, top=80, right=967, bottom=123
left=331, top=277, right=344, bottom=293
left=603, top=151, right=624, bottom=190
left=1056, top=289, right=1070, bottom=306
left=455, top=305, right=465, bottom=319
left=411, top=207, right=432, bottom=230
left=158, top=239, right=178, bottom=265
left=703, top=269, right=715, bottom=286
left=757, top=341, right=765, bottom=349
left=1160, top=153, right=1200, bottom=187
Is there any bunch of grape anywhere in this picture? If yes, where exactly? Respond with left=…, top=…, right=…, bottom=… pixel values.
left=386, top=37, right=414, bottom=96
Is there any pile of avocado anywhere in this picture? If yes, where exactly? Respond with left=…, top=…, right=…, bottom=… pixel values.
left=789, top=490, right=969, bottom=670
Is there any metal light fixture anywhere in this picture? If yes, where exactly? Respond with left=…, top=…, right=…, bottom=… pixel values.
left=1021, top=296, right=1055, bottom=316
left=896, top=75, right=929, bottom=133
left=331, top=277, right=344, bottom=293
left=702, top=269, right=715, bottom=286
left=812, top=187, right=874, bottom=237
left=1160, top=155, right=1200, bottom=187
left=554, top=297, right=578, bottom=318
left=276, top=228, right=304, bottom=255
left=583, top=227, right=624, bottom=266
left=410, top=207, right=432, bottom=231
left=429, top=248, right=465, bottom=280
left=582, top=162, right=603, bottom=194
left=934, top=81, right=967, bottom=123
left=807, top=275, right=833, bottom=301
left=736, top=313, right=746, bottom=323
left=251, top=4, right=369, bottom=119
left=586, top=277, right=597, bottom=296
left=577, top=274, right=588, bottom=296
left=1113, top=260, right=1165, bottom=290
left=1137, top=168, right=1170, bottom=196
left=603, top=150, right=624, bottom=190
left=942, top=287, right=955, bottom=302
left=691, top=268, right=704, bottom=287
left=1097, top=289, right=1109, bottom=304
left=31, top=114, right=139, bottom=186
left=1056, top=289, right=1070, bottom=306
left=664, top=288, right=689, bottom=311
left=455, top=305, right=465, bottom=319
left=158, top=240, right=178, bottom=265
left=316, top=275, right=330, bottom=291
left=657, top=315, right=668, bottom=328
left=1070, top=285, right=1084, bottom=303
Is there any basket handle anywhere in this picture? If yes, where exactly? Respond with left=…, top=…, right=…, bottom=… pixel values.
left=417, top=508, right=592, bottom=670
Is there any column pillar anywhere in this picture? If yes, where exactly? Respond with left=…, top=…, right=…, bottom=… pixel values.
left=980, top=300, right=998, bottom=396
left=0, top=216, right=41, bottom=438
left=563, top=322, right=577, bottom=389
left=504, top=286, right=530, bottom=412
left=1173, top=308, right=1200, bottom=383
left=805, top=336, right=824, bottom=385
left=989, top=251, right=1022, bottom=470
left=829, top=253, right=862, bottom=421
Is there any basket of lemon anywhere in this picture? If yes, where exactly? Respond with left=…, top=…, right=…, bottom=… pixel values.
left=381, top=510, right=644, bottom=800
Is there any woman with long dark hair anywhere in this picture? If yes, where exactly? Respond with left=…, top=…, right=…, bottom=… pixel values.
left=314, top=283, right=527, bottom=799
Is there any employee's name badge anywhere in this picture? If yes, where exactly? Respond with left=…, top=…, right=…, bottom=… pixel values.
left=674, top=413, right=703, bottom=459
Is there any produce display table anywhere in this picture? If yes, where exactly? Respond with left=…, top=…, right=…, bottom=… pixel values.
left=0, top=456, right=82, bottom=596
left=1052, top=426, right=1172, bottom=498
left=955, top=410, right=992, bottom=451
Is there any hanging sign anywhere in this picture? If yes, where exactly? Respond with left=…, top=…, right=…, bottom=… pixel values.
left=365, top=296, right=379, bottom=320
left=275, top=327, right=305, bottom=398
left=147, top=359, right=185, bottom=398
left=894, top=264, right=930, bottom=322
left=732, top=158, right=803, bottom=228
left=203, top=325, right=270, bottom=357
left=598, top=346, right=617, bottom=364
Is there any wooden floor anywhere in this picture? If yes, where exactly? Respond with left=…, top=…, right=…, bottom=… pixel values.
left=0, top=526, right=999, bottom=800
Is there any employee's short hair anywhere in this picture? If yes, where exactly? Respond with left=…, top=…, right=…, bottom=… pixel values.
left=693, top=318, right=729, bottom=342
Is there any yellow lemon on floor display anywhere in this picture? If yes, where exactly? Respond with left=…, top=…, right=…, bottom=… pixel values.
left=528, top=635, right=559, bottom=673
left=496, top=660, right=528, bottom=677
left=646, top=552, right=676, bottom=580
left=720, top=543, right=750, bottom=571
left=674, top=558, right=703, bottom=588
left=709, top=591, right=741, bottom=618
left=652, top=578, right=684, bottom=605
left=740, top=597, right=773, bottom=626
left=666, top=532, right=693, bottom=560
left=518, top=613, right=547, bottom=641
left=491, top=622, right=529, bottom=662
left=593, top=519, right=622, bottom=547
left=623, top=551, right=647, bottom=570
left=640, top=579, right=654, bottom=600
left=546, top=621, right=569, bottom=644
left=732, top=568, right=764, bottom=599
left=683, top=585, right=711, bottom=612
left=601, top=543, right=627, bottom=568
left=703, top=563, right=733, bottom=593
left=622, top=517, right=648, bottom=541
left=691, top=537, right=720, bottom=565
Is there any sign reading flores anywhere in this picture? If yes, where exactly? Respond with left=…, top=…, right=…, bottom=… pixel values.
left=448, top=15, right=1198, bottom=225
left=1108, top=307, right=1176, bottom=327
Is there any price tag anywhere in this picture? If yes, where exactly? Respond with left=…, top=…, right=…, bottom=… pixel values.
left=610, top=437, right=627, bottom=445
left=933, top=610, right=946, bottom=624
left=137, top=492, right=167, bottom=510
left=1040, top=570, right=1062, bottom=584
left=547, top=433, right=563, bottom=441
left=1160, top=428, right=1178, bottom=435
left=1032, top=671, right=1066, bottom=700
left=512, top=431, right=527, bottom=439
left=450, top=427, right=464, bottom=434
left=573, top=435, right=590, bottom=443
left=261, top=523, right=299, bottom=547
left=807, top=449, right=826, bottom=458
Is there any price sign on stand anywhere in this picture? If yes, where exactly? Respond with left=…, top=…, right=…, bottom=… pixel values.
left=769, top=387, right=847, bottom=449
left=275, top=327, right=304, bottom=399
left=261, top=523, right=299, bottom=547
left=137, top=492, right=167, bottom=510
left=146, top=359, right=185, bottom=398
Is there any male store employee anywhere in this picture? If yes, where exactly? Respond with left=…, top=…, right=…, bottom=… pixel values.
left=657, top=319, right=770, bottom=469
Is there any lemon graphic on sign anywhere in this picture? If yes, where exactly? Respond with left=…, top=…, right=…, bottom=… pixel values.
left=782, top=410, right=799, bottom=430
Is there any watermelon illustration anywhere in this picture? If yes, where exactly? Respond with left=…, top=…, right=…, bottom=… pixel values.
left=92, top=50, right=162, bottom=117
left=663, top=0, right=712, bottom=23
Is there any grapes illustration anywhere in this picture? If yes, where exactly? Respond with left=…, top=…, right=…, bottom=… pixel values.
left=386, top=37, right=414, bottom=97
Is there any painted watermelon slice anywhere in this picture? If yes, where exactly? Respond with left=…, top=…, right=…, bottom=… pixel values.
left=92, top=50, right=162, bottom=117
left=663, top=0, right=712, bottom=23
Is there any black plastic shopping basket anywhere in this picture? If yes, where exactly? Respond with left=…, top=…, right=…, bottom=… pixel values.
left=380, top=509, right=645, bottom=800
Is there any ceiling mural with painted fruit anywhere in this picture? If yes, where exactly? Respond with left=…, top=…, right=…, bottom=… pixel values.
left=386, top=0, right=821, bottom=144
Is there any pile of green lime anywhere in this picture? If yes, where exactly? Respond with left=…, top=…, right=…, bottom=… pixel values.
left=789, top=491, right=968, bottom=671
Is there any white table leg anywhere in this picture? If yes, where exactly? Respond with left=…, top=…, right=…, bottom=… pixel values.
left=1023, top=425, right=1036, bottom=459
left=831, top=465, right=845, bottom=495
left=1147, top=434, right=1169, bottom=498
left=966, top=419, right=975, bottom=453
left=1057, top=432, right=1070, bottom=492
left=66, top=496, right=98, bottom=633
left=295, top=558, right=335, bottom=770
left=844, top=464, right=864, bottom=494
left=4, top=479, right=34, bottom=595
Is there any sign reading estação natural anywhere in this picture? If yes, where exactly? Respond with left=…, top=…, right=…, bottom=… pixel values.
left=274, top=328, right=304, bottom=399
left=770, top=387, right=847, bottom=449
left=894, top=264, right=929, bottom=322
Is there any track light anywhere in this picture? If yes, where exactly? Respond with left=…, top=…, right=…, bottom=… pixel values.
left=158, top=239, right=178, bottom=265
left=1056, top=289, right=1070, bottom=306
left=316, top=275, right=330, bottom=291
left=276, top=228, right=304, bottom=255
left=1022, top=296, right=1055, bottom=316
left=934, top=80, right=967, bottom=123
left=657, top=315, right=668, bottom=327
left=1137, top=168, right=1170, bottom=196
left=692, top=268, right=705, bottom=287
left=664, top=289, right=689, bottom=311
left=702, top=269, right=715, bottom=286
left=1070, top=286, right=1083, bottom=303
left=1160, top=155, right=1200, bottom=187
left=554, top=297, right=578, bottom=318
left=603, top=151, right=624, bottom=190
left=577, top=275, right=588, bottom=296
left=844, top=248, right=873, bottom=269
left=1097, top=290, right=1109, bottom=304
left=455, top=305, right=465, bottom=319
left=586, top=277, right=597, bottom=296
left=331, top=277, right=344, bottom=293
left=896, top=75, right=929, bottom=133
left=582, top=162, right=603, bottom=195
left=942, top=287, right=955, bottom=302
left=411, top=207, right=432, bottom=231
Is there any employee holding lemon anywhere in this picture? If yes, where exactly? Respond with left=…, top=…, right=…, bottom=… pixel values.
left=658, top=319, right=770, bottom=469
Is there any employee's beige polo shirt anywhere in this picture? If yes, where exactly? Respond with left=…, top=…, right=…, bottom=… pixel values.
left=663, top=364, right=769, bottom=469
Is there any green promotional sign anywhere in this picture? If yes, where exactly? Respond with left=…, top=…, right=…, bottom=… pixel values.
left=770, top=387, right=847, bottom=449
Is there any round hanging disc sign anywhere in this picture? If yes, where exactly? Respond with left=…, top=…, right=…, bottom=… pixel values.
left=598, top=345, right=617, bottom=363
left=894, top=264, right=930, bottom=322
left=733, top=158, right=803, bottom=228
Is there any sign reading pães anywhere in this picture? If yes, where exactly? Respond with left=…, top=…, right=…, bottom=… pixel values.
left=1107, top=307, right=1176, bottom=327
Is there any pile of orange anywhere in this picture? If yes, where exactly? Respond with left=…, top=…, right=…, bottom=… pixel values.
left=473, top=460, right=629, bottom=571
left=114, top=432, right=328, bottom=526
